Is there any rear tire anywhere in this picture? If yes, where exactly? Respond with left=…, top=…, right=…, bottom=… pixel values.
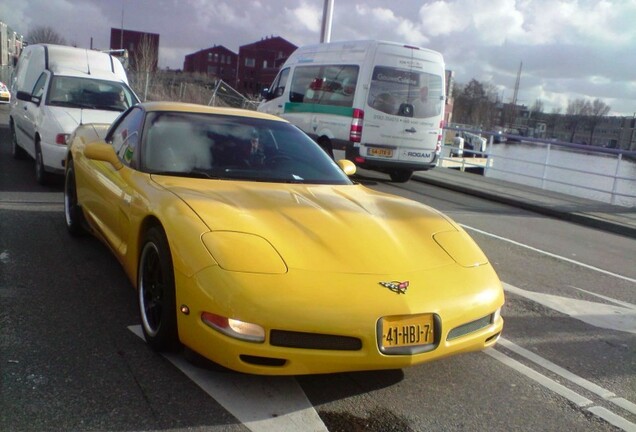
left=138, top=226, right=181, bottom=352
left=389, top=169, right=413, bottom=183
left=64, top=160, right=85, bottom=236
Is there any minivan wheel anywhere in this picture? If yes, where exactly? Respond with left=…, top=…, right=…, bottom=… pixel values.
left=389, top=169, right=413, bottom=183
left=35, top=142, right=49, bottom=185
left=11, top=123, right=27, bottom=160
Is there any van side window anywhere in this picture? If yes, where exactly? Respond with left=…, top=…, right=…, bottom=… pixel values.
left=290, top=65, right=358, bottom=107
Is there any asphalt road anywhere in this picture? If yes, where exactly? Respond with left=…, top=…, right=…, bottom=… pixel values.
left=1, top=104, right=634, bottom=432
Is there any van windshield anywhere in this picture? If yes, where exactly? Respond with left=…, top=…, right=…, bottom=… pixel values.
left=48, top=76, right=138, bottom=111
left=367, top=66, right=443, bottom=119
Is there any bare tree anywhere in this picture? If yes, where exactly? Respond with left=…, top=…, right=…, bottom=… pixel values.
left=27, top=25, right=66, bottom=45
left=566, top=98, right=591, bottom=143
left=131, top=35, right=159, bottom=101
left=530, top=99, right=544, bottom=114
left=587, top=98, right=611, bottom=145
left=452, top=79, right=498, bottom=129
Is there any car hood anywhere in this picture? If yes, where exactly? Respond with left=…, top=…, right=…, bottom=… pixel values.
left=155, top=178, right=459, bottom=274
left=46, top=106, right=122, bottom=134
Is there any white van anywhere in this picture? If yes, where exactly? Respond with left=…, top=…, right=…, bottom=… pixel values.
left=10, top=44, right=139, bottom=184
left=258, top=40, right=446, bottom=182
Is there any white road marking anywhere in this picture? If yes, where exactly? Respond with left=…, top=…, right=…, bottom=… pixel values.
left=128, top=325, right=328, bottom=432
left=498, top=337, right=636, bottom=416
left=572, top=287, right=636, bottom=310
left=0, top=192, right=64, bottom=212
left=504, top=282, right=636, bottom=334
left=486, top=348, right=636, bottom=432
left=461, top=224, right=636, bottom=284
left=484, top=348, right=593, bottom=407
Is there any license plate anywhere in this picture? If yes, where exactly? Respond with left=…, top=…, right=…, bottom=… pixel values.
left=381, top=314, right=434, bottom=348
left=368, top=147, right=393, bottom=158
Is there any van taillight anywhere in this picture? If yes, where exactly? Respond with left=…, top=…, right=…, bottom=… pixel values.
left=436, top=120, right=443, bottom=153
left=350, top=109, right=364, bottom=143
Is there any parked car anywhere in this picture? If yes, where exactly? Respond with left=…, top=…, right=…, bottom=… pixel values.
left=10, top=44, right=138, bottom=184
left=64, top=101, right=505, bottom=375
left=0, top=81, right=10, bottom=103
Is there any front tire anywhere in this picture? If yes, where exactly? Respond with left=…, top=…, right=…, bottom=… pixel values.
left=35, top=142, right=50, bottom=185
left=138, top=226, right=180, bottom=352
left=64, top=160, right=85, bottom=236
left=11, top=122, right=27, bottom=160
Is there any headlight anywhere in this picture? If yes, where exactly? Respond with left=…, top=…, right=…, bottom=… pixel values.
left=201, top=312, right=265, bottom=343
left=492, top=307, right=502, bottom=323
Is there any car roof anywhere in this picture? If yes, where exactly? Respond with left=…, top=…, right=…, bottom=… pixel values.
left=141, top=102, right=289, bottom=123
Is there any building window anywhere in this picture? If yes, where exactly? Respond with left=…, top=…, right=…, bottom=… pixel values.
left=214, top=53, right=219, bottom=63
left=245, top=58, right=255, bottom=67
left=263, top=60, right=268, bottom=68
left=207, top=53, right=213, bottom=61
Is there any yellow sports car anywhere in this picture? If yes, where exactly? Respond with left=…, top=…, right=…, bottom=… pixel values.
left=64, top=102, right=504, bottom=375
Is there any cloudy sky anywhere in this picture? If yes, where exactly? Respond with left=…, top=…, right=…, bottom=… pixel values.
left=2, top=0, right=635, bottom=116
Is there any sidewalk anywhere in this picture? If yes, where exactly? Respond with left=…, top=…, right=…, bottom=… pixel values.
left=412, top=168, right=636, bottom=239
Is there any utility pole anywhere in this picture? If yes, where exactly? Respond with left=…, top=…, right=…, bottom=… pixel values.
left=120, top=0, right=124, bottom=49
left=320, top=0, right=334, bottom=43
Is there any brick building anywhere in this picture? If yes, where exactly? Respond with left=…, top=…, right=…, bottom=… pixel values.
left=110, top=28, right=160, bottom=71
left=237, top=36, right=297, bottom=96
left=183, top=45, right=238, bottom=87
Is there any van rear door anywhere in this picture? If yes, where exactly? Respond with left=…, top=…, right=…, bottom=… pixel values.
left=361, top=44, right=444, bottom=166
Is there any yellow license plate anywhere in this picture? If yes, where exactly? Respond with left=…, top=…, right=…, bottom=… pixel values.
left=368, top=147, right=393, bottom=158
left=381, top=314, right=434, bottom=348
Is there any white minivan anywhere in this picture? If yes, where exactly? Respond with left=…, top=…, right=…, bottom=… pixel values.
left=10, top=44, right=139, bottom=184
left=258, top=40, right=446, bottom=182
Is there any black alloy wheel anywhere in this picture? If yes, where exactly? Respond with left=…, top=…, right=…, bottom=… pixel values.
left=138, top=226, right=180, bottom=352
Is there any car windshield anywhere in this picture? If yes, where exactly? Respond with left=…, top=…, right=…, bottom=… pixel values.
left=142, top=111, right=354, bottom=185
left=48, top=76, right=138, bottom=111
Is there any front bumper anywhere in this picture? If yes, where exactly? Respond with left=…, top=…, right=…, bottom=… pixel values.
left=174, top=262, right=504, bottom=375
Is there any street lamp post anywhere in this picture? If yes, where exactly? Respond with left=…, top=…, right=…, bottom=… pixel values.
left=320, top=0, right=334, bottom=43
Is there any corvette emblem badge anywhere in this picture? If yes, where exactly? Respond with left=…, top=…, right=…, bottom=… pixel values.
left=380, top=280, right=409, bottom=294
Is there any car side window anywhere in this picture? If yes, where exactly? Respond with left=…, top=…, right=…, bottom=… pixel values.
left=110, top=107, right=145, bottom=167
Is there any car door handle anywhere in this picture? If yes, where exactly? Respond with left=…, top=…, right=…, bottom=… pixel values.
left=405, top=127, right=416, bottom=133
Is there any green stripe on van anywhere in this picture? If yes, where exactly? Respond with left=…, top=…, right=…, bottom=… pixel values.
left=284, top=102, right=354, bottom=117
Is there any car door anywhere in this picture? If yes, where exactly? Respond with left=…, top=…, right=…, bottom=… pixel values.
left=81, top=107, right=144, bottom=258
left=15, top=72, right=49, bottom=157
left=259, top=67, right=289, bottom=116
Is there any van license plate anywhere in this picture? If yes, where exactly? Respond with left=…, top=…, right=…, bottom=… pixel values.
left=368, top=148, right=393, bottom=158
left=381, top=314, right=434, bottom=348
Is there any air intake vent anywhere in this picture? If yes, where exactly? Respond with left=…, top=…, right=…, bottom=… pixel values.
left=270, top=330, right=362, bottom=351
left=447, top=315, right=492, bottom=340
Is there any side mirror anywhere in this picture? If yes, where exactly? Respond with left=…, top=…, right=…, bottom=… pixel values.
left=337, top=159, right=356, bottom=176
left=260, top=88, right=270, bottom=100
left=16, top=91, right=32, bottom=102
left=84, top=142, right=123, bottom=170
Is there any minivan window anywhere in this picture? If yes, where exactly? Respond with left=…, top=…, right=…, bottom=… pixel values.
left=290, top=65, right=358, bottom=107
left=367, top=66, right=443, bottom=118
left=48, top=76, right=138, bottom=111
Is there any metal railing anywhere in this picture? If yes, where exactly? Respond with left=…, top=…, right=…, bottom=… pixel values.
left=440, top=128, right=636, bottom=207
